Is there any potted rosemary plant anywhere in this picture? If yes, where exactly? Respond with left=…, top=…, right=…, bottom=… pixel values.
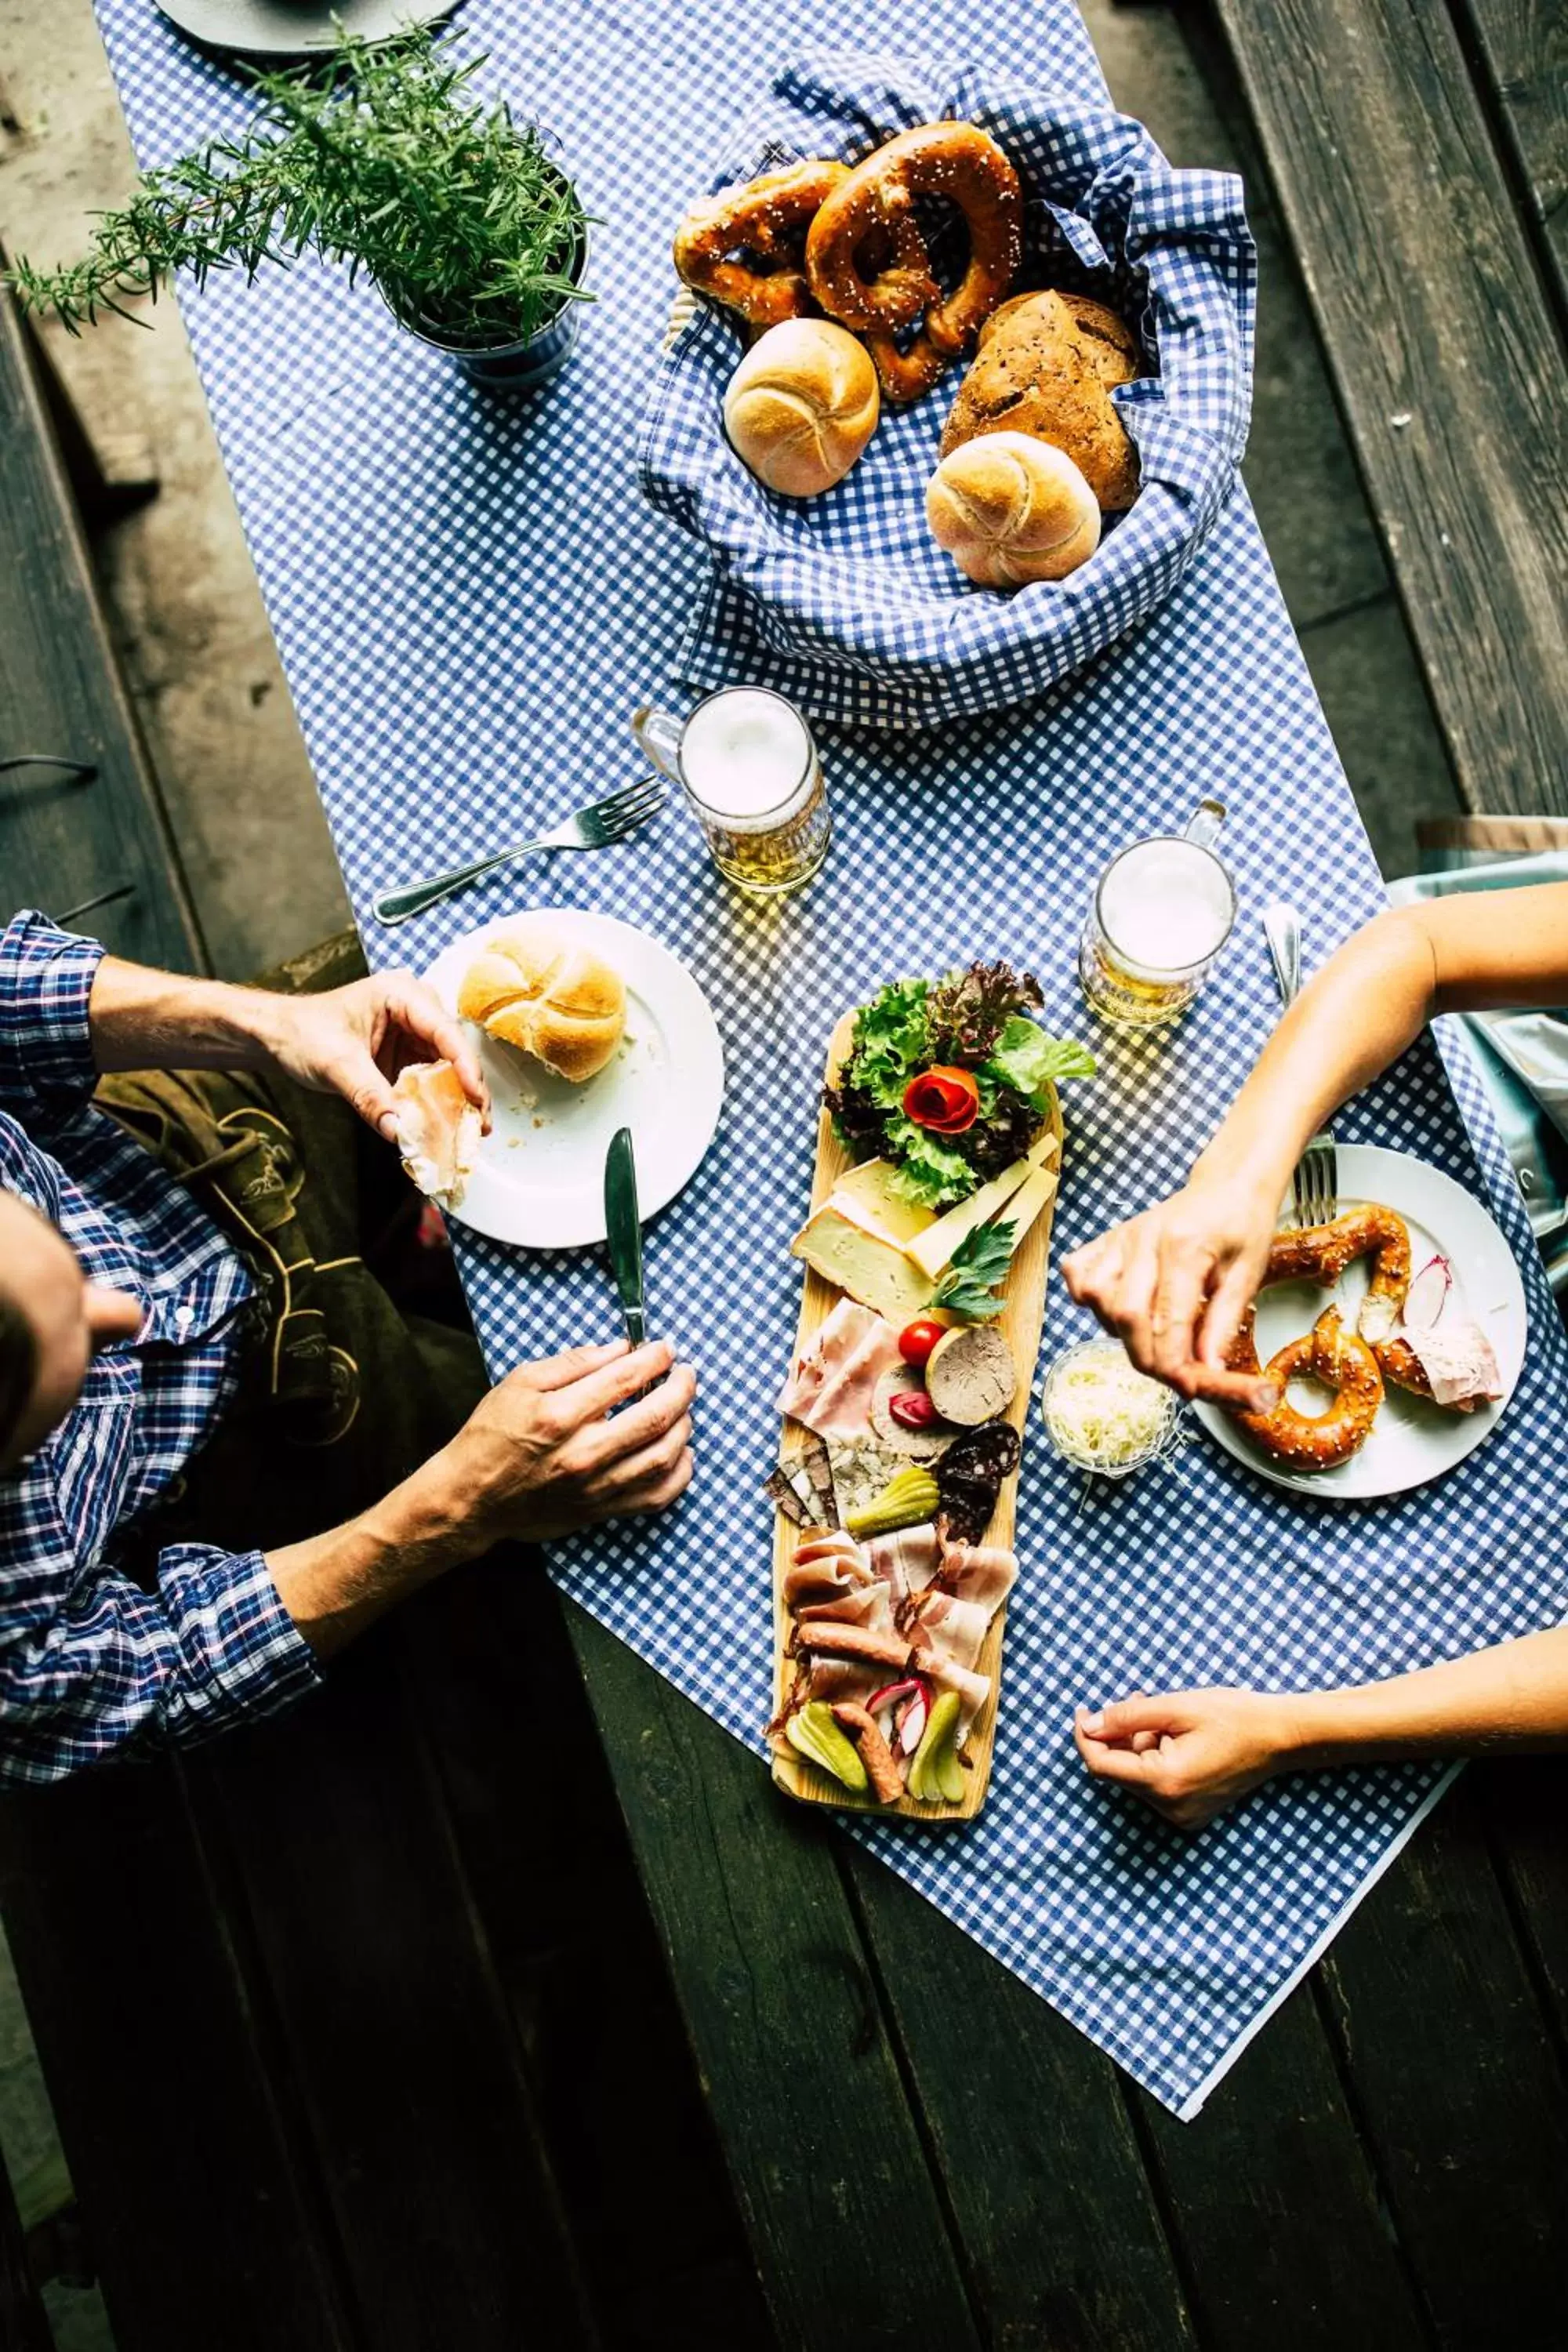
left=7, top=26, right=593, bottom=388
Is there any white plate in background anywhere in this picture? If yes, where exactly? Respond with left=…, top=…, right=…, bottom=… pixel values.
left=1193, top=1145, right=1526, bottom=1499
left=423, top=907, right=724, bottom=1250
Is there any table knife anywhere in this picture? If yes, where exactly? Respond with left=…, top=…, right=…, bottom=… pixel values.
left=604, top=1126, right=645, bottom=1346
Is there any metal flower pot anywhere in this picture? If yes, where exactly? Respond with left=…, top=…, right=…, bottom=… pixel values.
left=390, top=213, right=591, bottom=391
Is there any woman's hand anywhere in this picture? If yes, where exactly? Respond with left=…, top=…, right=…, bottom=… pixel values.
left=252, top=971, right=489, bottom=1141
left=438, top=1338, right=696, bottom=1544
left=1073, top=1688, right=1298, bottom=1828
left=1059, top=1171, right=1282, bottom=1409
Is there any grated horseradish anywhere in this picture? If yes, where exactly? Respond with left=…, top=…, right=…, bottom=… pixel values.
left=1041, top=1339, right=1179, bottom=1475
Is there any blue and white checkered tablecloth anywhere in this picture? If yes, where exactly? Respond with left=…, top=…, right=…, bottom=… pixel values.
left=93, top=0, right=1568, bottom=2118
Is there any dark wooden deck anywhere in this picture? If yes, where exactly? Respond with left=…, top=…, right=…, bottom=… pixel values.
left=2, top=2, right=1566, bottom=2346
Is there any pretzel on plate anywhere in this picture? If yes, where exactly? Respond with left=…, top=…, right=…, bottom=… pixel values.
left=805, top=123, right=1023, bottom=401
left=673, top=159, right=850, bottom=328
left=1226, top=1306, right=1385, bottom=1471
left=1262, top=1205, right=1432, bottom=1399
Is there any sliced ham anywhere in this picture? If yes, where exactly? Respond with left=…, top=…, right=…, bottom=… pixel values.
left=906, top=1591, right=991, bottom=1671
left=797, top=1584, right=893, bottom=1632
left=793, top=1530, right=867, bottom=1572
left=912, top=1650, right=993, bottom=1744
left=1401, top=1317, right=1504, bottom=1410
left=784, top=1560, right=863, bottom=1610
left=938, top=1541, right=1018, bottom=1613
left=776, top=1301, right=902, bottom=1440
left=831, top=1703, right=907, bottom=1805
left=792, top=1621, right=915, bottom=1671
left=892, top=1523, right=943, bottom=1595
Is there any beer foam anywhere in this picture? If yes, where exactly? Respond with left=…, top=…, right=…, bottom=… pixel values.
left=681, top=689, right=810, bottom=820
left=1099, top=840, right=1233, bottom=973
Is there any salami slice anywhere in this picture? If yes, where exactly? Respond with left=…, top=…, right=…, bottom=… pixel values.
left=936, top=1475, right=1000, bottom=1545
left=940, top=1420, right=1021, bottom=1483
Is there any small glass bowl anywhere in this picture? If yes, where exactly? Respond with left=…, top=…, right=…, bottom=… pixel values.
left=1040, top=1338, right=1182, bottom=1479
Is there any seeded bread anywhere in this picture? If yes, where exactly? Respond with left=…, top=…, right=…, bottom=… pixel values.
left=938, top=289, right=1141, bottom=512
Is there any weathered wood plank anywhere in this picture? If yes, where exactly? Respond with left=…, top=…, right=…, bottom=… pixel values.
left=1457, top=0, right=1568, bottom=315
left=1210, top=0, right=1568, bottom=817
left=1473, top=1753, right=1568, bottom=2043
left=843, top=1853, right=1200, bottom=2352
left=410, top=1558, right=779, bottom=2351
left=0, top=282, right=197, bottom=971
left=0, top=2147, right=52, bottom=2352
left=565, top=1605, right=987, bottom=2352
left=183, top=1626, right=601, bottom=2352
left=1314, top=1777, right=1568, bottom=2346
left=0, top=1764, right=352, bottom=2352
left=1138, top=1980, right=1429, bottom=2352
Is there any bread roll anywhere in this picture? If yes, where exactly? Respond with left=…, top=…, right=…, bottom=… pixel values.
left=723, top=318, right=880, bottom=496
left=939, top=289, right=1140, bottom=512
left=457, top=922, right=626, bottom=1083
left=925, top=432, right=1101, bottom=587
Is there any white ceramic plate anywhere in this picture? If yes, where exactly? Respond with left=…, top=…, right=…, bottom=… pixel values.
left=423, top=908, right=724, bottom=1250
left=1193, top=1144, right=1527, bottom=1500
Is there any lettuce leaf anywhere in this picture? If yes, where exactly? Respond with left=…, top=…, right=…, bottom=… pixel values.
left=984, top=1017, right=1097, bottom=1107
left=847, top=977, right=930, bottom=1109
left=879, top=1116, right=978, bottom=1209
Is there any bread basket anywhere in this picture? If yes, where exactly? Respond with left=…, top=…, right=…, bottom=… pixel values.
left=638, top=51, right=1256, bottom=731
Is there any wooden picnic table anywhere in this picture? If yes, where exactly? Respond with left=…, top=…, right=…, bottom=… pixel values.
left=3, top=3, right=1567, bottom=2347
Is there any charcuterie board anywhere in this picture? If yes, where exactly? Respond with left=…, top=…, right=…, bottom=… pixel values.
left=771, top=1010, right=1062, bottom=1820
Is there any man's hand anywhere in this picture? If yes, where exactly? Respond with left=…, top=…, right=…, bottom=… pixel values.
left=268, top=1338, right=696, bottom=1655
left=252, top=971, right=489, bottom=1141
left=1073, top=1688, right=1296, bottom=1828
left=1060, top=1174, right=1282, bottom=1410
left=435, top=1338, right=695, bottom=1544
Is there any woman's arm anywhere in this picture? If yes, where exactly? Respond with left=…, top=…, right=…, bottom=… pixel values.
left=1073, top=1624, right=1568, bottom=1828
left=1062, top=883, right=1568, bottom=1404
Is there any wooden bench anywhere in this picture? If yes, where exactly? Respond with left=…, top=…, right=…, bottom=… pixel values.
left=1207, top=0, right=1568, bottom=816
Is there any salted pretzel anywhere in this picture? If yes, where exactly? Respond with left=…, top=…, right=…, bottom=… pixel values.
left=1262, top=1205, right=1434, bottom=1399
left=1226, top=1307, right=1385, bottom=1471
left=673, top=159, right=851, bottom=328
left=805, top=123, right=1023, bottom=402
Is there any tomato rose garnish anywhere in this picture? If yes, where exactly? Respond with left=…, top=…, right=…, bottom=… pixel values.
left=902, top=1065, right=981, bottom=1134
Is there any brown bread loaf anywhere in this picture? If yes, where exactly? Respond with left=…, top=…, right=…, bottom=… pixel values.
left=938, top=289, right=1141, bottom=512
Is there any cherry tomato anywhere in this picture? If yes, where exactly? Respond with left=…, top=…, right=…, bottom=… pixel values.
left=898, top=1318, right=943, bottom=1367
left=902, top=1065, right=981, bottom=1134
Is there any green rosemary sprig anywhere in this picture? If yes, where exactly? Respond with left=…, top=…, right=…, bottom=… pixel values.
left=6, top=24, right=591, bottom=351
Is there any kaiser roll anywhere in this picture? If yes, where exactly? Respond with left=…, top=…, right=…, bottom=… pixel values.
left=939, top=289, right=1140, bottom=512
left=925, top=431, right=1101, bottom=587
left=723, top=318, right=880, bottom=496
left=457, top=921, right=626, bottom=1083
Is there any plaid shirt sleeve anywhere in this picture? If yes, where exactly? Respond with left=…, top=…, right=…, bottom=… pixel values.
left=0, top=1467, right=321, bottom=1782
left=0, top=911, right=105, bottom=1118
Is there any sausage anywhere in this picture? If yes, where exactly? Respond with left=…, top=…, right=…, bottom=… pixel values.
left=831, top=1703, right=907, bottom=1805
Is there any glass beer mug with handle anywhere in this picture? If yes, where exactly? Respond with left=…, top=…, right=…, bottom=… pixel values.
left=1079, top=799, right=1236, bottom=1028
left=632, top=687, right=831, bottom=897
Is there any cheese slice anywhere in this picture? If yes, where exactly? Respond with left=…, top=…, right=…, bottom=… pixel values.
left=904, top=1126, right=1057, bottom=1280
left=999, top=1161, right=1058, bottom=1254
left=826, top=1159, right=936, bottom=1250
left=792, top=1207, right=938, bottom=1326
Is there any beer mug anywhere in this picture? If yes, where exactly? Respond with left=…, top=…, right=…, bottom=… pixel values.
left=1078, top=800, right=1236, bottom=1029
left=632, top=687, right=831, bottom=897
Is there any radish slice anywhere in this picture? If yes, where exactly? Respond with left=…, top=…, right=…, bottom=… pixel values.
left=1403, top=1254, right=1451, bottom=1333
left=866, top=1677, right=921, bottom=1719
left=898, top=1691, right=930, bottom=1755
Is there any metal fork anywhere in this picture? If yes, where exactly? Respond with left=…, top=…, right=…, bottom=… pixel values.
left=1262, top=900, right=1338, bottom=1228
left=372, top=777, right=666, bottom=927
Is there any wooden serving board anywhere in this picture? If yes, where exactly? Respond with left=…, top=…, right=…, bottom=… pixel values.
left=771, top=1011, right=1062, bottom=1822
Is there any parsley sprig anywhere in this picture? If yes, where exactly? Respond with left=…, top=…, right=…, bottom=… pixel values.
left=931, top=1220, right=1018, bottom=1322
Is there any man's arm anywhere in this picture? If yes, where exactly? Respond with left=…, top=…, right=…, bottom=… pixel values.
left=1073, top=1626, right=1568, bottom=1830
left=1062, top=883, right=1568, bottom=1403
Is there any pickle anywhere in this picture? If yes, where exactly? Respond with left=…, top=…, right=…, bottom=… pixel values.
left=906, top=1690, right=964, bottom=1803
left=844, top=1466, right=941, bottom=1540
left=786, top=1700, right=869, bottom=1792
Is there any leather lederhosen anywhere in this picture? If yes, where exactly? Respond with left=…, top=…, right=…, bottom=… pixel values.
left=96, top=1062, right=487, bottom=1561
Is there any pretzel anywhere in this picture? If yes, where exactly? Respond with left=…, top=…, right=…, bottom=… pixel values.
left=1261, top=1205, right=1436, bottom=1398
left=1226, top=1307, right=1385, bottom=1471
left=805, top=124, right=1023, bottom=402
left=673, top=160, right=851, bottom=328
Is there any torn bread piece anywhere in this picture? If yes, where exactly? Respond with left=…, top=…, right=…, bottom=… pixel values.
left=390, top=1062, right=481, bottom=1213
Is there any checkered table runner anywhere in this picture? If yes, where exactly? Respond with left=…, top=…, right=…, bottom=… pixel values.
left=94, top=0, right=1568, bottom=2118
